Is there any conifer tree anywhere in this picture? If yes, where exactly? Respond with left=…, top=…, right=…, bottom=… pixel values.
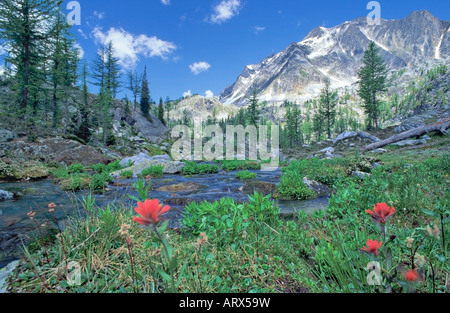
left=140, top=66, right=151, bottom=119
left=0, top=0, right=63, bottom=110
left=358, top=41, right=387, bottom=130
left=158, top=97, right=166, bottom=126
left=318, top=79, right=338, bottom=139
left=247, top=89, right=260, bottom=127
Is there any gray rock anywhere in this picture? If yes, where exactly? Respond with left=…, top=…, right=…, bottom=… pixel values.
left=352, top=171, right=371, bottom=179
left=0, top=190, right=14, bottom=201
left=119, top=152, right=153, bottom=167
left=319, top=147, right=335, bottom=154
left=114, top=106, right=168, bottom=144
left=422, top=135, right=431, bottom=140
left=152, top=154, right=172, bottom=161
left=333, top=131, right=380, bottom=145
left=0, top=129, right=17, bottom=143
left=0, top=260, right=19, bottom=293
left=163, top=161, right=185, bottom=174
left=303, top=177, right=331, bottom=197
left=392, top=139, right=427, bottom=147
left=370, top=148, right=387, bottom=153
left=114, top=153, right=183, bottom=177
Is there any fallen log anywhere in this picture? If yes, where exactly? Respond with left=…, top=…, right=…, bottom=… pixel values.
left=361, top=118, right=450, bottom=152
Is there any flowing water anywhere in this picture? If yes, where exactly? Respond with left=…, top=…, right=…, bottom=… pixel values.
left=0, top=169, right=329, bottom=269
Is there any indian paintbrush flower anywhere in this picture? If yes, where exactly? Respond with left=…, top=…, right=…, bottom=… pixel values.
left=133, top=199, right=170, bottom=227
left=361, top=239, right=383, bottom=257
left=366, top=203, right=396, bottom=225
left=405, top=269, right=420, bottom=282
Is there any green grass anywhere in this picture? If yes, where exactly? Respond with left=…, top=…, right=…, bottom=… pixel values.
left=6, top=141, right=450, bottom=293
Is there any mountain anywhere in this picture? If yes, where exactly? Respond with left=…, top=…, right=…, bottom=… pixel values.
left=220, top=11, right=450, bottom=106
left=168, top=95, right=238, bottom=123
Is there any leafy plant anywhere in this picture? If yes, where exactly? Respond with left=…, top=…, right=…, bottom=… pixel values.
left=235, top=170, right=257, bottom=180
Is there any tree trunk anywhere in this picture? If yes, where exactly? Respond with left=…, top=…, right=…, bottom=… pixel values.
left=361, top=119, right=450, bottom=152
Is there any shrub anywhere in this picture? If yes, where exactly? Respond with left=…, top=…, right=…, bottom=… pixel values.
left=140, top=165, right=164, bottom=178
left=235, top=170, right=257, bottom=180
left=89, top=173, right=113, bottom=192
left=68, top=163, right=83, bottom=174
left=183, top=162, right=219, bottom=175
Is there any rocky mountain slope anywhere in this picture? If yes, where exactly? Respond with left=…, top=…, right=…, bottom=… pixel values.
left=168, top=95, right=238, bottom=123
left=220, top=10, right=450, bottom=106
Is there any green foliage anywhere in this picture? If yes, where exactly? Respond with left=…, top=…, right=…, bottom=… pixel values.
left=235, top=170, right=257, bottom=180
left=140, top=165, right=164, bottom=178
left=119, top=170, right=133, bottom=179
left=183, top=162, right=219, bottom=175
left=182, top=193, right=280, bottom=244
left=68, top=163, right=83, bottom=174
left=220, top=160, right=260, bottom=171
left=89, top=173, right=113, bottom=193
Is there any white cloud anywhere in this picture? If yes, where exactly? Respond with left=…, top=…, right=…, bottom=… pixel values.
left=93, top=11, right=105, bottom=20
left=205, top=90, right=214, bottom=98
left=209, top=0, right=241, bottom=24
left=189, top=62, right=211, bottom=75
left=183, top=90, right=192, bottom=98
left=78, top=29, right=87, bottom=39
left=254, top=26, right=265, bottom=34
left=74, top=43, right=85, bottom=59
left=92, top=27, right=176, bottom=70
left=161, top=0, right=171, bottom=5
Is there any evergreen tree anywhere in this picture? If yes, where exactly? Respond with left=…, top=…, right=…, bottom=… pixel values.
left=158, top=97, right=166, bottom=126
left=0, top=0, right=63, bottom=110
left=92, top=45, right=106, bottom=89
left=313, top=113, right=324, bottom=141
left=105, top=41, right=120, bottom=97
left=74, top=62, right=92, bottom=142
left=318, top=79, right=338, bottom=139
left=140, top=66, right=151, bottom=119
left=247, top=89, right=260, bottom=127
left=358, top=41, right=387, bottom=130
left=96, top=86, right=113, bottom=144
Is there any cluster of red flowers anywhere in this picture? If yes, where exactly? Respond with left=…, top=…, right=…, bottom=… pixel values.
left=362, top=202, right=420, bottom=284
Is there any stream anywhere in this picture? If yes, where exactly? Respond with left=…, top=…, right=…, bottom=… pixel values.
left=0, top=169, right=329, bottom=269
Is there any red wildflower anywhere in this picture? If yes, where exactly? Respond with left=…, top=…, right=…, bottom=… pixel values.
left=133, top=199, right=170, bottom=226
left=405, top=269, right=420, bottom=282
left=361, top=239, right=383, bottom=256
left=366, top=203, right=396, bottom=224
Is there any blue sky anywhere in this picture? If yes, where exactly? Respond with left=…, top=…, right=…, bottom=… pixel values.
left=64, top=0, right=448, bottom=101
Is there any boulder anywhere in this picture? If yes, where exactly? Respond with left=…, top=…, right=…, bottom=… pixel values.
left=352, top=171, right=371, bottom=179
left=333, top=131, right=380, bottom=145
left=0, top=260, right=20, bottom=293
left=119, top=152, right=153, bottom=167
left=319, top=147, right=335, bottom=154
left=114, top=153, right=185, bottom=177
left=0, top=129, right=17, bottom=143
left=0, top=190, right=13, bottom=201
left=392, top=139, right=427, bottom=147
left=302, top=177, right=331, bottom=197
